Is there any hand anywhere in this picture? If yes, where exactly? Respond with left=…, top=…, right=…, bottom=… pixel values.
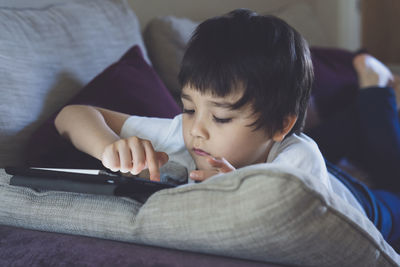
left=101, top=136, right=169, bottom=181
left=189, top=156, right=235, bottom=182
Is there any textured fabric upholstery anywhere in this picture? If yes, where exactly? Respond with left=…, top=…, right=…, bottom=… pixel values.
left=1, top=165, right=399, bottom=266
left=0, top=0, right=148, bottom=167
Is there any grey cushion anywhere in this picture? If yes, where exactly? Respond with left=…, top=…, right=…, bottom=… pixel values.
left=1, top=165, right=399, bottom=266
left=144, top=16, right=198, bottom=104
left=0, top=0, right=148, bottom=167
left=0, top=168, right=143, bottom=242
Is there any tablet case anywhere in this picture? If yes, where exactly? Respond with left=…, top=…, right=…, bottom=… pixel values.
left=5, top=166, right=176, bottom=198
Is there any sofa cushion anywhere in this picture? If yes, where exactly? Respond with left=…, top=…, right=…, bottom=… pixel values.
left=0, top=224, right=274, bottom=267
left=1, top=164, right=399, bottom=266
left=144, top=16, right=198, bottom=104
left=0, top=0, right=148, bottom=167
left=310, top=47, right=359, bottom=119
left=25, top=45, right=181, bottom=169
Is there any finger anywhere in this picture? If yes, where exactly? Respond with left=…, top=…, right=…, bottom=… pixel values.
left=156, top=151, right=169, bottom=167
left=128, top=137, right=146, bottom=175
left=116, top=140, right=133, bottom=173
left=189, top=170, right=219, bottom=181
left=142, top=140, right=160, bottom=181
left=206, top=156, right=235, bottom=173
left=102, top=144, right=120, bottom=172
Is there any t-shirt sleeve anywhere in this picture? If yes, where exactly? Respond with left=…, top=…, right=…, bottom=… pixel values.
left=119, top=114, right=183, bottom=154
left=268, top=134, right=332, bottom=191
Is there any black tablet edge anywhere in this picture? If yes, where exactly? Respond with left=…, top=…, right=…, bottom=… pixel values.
left=5, top=166, right=176, bottom=188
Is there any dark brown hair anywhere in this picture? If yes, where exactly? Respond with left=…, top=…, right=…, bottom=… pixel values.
left=178, top=9, right=314, bottom=137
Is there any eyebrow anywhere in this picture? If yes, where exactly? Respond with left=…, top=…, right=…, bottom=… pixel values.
left=180, top=93, right=234, bottom=109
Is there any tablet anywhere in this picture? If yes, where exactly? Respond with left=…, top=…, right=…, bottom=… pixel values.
left=5, top=166, right=176, bottom=198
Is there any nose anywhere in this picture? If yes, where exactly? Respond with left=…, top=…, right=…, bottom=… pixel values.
left=190, top=116, right=209, bottom=139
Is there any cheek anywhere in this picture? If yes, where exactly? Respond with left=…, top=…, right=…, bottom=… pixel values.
left=182, top=121, right=188, bottom=141
left=215, top=131, right=269, bottom=167
left=181, top=117, right=192, bottom=147
left=209, top=131, right=247, bottom=159
left=219, top=137, right=250, bottom=162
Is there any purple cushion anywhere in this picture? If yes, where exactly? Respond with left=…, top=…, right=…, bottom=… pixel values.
left=310, top=47, right=359, bottom=119
left=25, top=45, right=181, bottom=168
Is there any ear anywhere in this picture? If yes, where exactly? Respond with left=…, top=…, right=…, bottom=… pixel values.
left=272, top=114, right=298, bottom=142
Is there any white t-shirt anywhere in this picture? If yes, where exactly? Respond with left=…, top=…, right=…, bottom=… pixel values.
left=120, top=114, right=366, bottom=216
left=266, top=133, right=366, bottom=216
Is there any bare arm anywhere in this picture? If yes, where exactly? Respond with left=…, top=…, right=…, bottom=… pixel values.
left=54, top=105, right=129, bottom=160
left=54, top=105, right=168, bottom=180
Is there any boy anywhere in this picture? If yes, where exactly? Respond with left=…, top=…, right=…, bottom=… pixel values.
left=55, top=9, right=399, bottom=249
left=55, top=9, right=329, bottom=187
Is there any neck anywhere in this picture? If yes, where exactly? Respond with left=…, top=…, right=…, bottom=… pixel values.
left=257, top=139, right=275, bottom=164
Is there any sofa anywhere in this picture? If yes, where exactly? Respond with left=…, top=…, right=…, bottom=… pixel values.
left=1, top=0, right=400, bottom=266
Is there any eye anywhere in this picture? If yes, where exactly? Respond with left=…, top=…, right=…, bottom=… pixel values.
left=182, top=108, right=195, bottom=115
left=213, top=116, right=232, bottom=124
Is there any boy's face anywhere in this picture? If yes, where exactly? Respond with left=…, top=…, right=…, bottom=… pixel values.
left=181, top=85, right=274, bottom=171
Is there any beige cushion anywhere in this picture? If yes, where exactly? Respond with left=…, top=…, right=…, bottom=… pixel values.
left=144, top=16, right=198, bottom=104
left=1, top=164, right=399, bottom=266
left=0, top=0, right=148, bottom=167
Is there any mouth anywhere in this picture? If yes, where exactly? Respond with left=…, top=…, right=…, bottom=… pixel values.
left=192, top=148, right=210, bottom=157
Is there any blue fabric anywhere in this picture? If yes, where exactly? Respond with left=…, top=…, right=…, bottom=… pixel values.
left=355, top=87, right=400, bottom=191
left=372, top=190, right=400, bottom=244
left=309, top=86, right=400, bottom=250
left=309, top=87, right=400, bottom=191
left=326, top=161, right=400, bottom=246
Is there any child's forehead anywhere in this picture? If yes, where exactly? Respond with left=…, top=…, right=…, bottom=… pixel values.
left=181, top=85, right=257, bottom=116
left=181, top=85, right=244, bottom=102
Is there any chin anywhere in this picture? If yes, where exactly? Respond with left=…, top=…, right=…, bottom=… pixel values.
left=192, top=156, right=210, bottom=171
